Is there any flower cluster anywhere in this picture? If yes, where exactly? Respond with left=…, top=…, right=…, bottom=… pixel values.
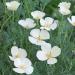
left=5, top=0, right=75, bottom=74
left=9, top=46, right=34, bottom=74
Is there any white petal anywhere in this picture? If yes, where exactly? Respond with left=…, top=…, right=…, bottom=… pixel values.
left=40, top=30, right=50, bottom=40
left=40, top=19, right=46, bottom=26
left=9, top=56, right=14, bottom=61
left=67, top=18, right=72, bottom=24
left=18, top=48, right=27, bottom=58
left=31, top=10, right=45, bottom=20
left=50, top=20, right=58, bottom=30
left=51, top=46, right=61, bottom=57
left=11, top=46, right=19, bottom=57
left=59, top=8, right=71, bottom=15
left=25, top=66, right=34, bottom=74
left=41, top=42, right=51, bottom=52
left=47, top=58, right=57, bottom=64
left=6, top=1, right=20, bottom=11
left=30, top=29, right=40, bottom=38
left=18, top=19, right=36, bottom=29
left=13, top=68, right=25, bottom=74
left=71, top=16, right=75, bottom=22
left=28, top=36, right=37, bottom=45
left=45, top=17, right=54, bottom=24
left=18, top=20, right=26, bottom=27
left=6, top=2, right=10, bottom=7
left=36, top=51, right=47, bottom=61
left=14, top=58, right=32, bottom=67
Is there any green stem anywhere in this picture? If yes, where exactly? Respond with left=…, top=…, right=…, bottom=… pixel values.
left=13, top=11, right=15, bottom=22
left=0, top=16, right=12, bottom=32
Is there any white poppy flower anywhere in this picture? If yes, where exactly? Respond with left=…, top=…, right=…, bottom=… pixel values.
left=31, top=10, right=45, bottom=20
left=28, top=29, right=50, bottom=45
left=6, top=1, right=20, bottom=11
left=59, top=7, right=71, bottom=15
left=40, top=17, right=58, bottom=31
left=58, top=2, right=71, bottom=15
left=13, top=58, right=34, bottom=74
left=9, top=46, right=27, bottom=61
left=36, top=43, right=61, bottom=64
left=58, top=2, right=71, bottom=9
left=67, top=16, right=75, bottom=26
left=18, top=18, right=36, bottom=29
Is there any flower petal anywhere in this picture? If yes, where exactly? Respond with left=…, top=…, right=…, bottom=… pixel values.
left=11, top=46, right=18, bottom=57
left=6, top=1, right=20, bottom=11
left=18, top=19, right=36, bottom=29
left=51, top=46, right=61, bottom=57
left=47, top=58, right=57, bottom=64
left=30, top=29, right=40, bottom=38
left=31, top=10, right=45, bottom=20
left=36, top=51, right=47, bottom=61
left=25, top=66, right=34, bottom=74
left=18, top=20, right=26, bottom=27
left=50, top=20, right=58, bottom=30
left=18, top=48, right=27, bottom=58
left=71, top=16, right=75, bottom=22
left=41, top=42, right=51, bottom=52
left=28, top=36, right=37, bottom=45
left=14, top=58, right=32, bottom=67
left=40, top=30, right=50, bottom=40
left=13, top=68, right=25, bottom=74
left=9, top=56, right=14, bottom=61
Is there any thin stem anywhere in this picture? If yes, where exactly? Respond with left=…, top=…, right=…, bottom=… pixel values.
left=0, top=15, right=12, bottom=32
left=13, top=11, right=15, bottom=22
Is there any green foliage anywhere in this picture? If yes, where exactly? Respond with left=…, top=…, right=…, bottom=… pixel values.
left=0, top=0, right=75, bottom=75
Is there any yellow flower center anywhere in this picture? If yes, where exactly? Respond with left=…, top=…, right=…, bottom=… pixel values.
left=20, top=64, right=26, bottom=69
left=46, top=52, right=52, bottom=59
left=72, top=22, right=75, bottom=26
left=36, top=36, right=43, bottom=43
left=15, top=53, right=20, bottom=58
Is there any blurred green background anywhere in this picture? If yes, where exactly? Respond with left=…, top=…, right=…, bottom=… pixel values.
left=0, top=0, right=75, bottom=75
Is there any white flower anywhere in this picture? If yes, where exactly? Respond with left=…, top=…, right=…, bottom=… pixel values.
left=18, top=18, right=36, bottom=29
left=36, top=43, right=61, bottom=64
left=9, top=46, right=27, bottom=61
left=58, top=2, right=71, bottom=9
left=6, top=1, right=20, bottom=11
left=40, top=17, right=58, bottom=31
left=31, top=10, right=45, bottom=20
left=28, top=29, right=50, bottom=45
left=13, top=58, right=34, bottom=74
left=58, top=2, right=71, bottom=15
left=67, top=16, right=75, bottom=26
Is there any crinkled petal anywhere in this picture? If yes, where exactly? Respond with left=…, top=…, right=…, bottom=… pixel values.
left=45, top=17, right=54, bottom=24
